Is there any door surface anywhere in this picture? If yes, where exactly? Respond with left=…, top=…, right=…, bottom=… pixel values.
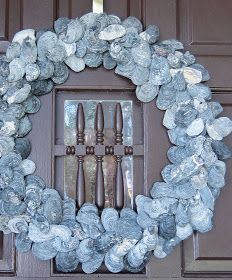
left=0, top=0, right=232, bottom=279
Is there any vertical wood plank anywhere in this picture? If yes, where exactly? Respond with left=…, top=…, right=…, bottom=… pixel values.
left=0, top=0, right=21, bottom=53
left=129, top=0, right=142, bottom=20
left=71, top=0, right=92, bottom=18
left=143, top=0, right=177, bottom=39
left=0, top=0, right=7, bottom=39
left=57, top=0, right=70, bottom=18
left=17, top=94, right=53, bottom=278
left=103, top=0, right=128, bottom=18
left=21, top=0, right=56, bottom=29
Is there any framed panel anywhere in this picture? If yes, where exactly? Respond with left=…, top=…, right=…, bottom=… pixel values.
left=178, top=0, right=232, bottom=56
left=0, top=0, right=58, bottom=53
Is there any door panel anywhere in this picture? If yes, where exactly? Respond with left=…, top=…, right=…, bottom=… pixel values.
left=0, top=0, right=57, bottom=53
left=177, top=0, right=232, bottom=87
left=178, top=0, right=232, bottom=55
left=0, top=0, right=232, bottom=278
left=0, top=0, right=19, bottom=53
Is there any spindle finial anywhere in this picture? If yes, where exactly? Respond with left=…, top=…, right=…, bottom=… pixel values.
left=95, top=103, right=104, bottom=145
left=76, top=103, right=85, bottom=145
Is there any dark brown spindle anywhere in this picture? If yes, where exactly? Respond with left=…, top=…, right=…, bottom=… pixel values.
left=95, top=103, right=105, bottom=209
left=71, top=146, right=75, bottom=155
left=66, top=146, right=71, bottom=155
left=86, top=146, right=95, bottom=155
left=76, top=103, right=85, bottom=208
left=114, top=103, right=124, bottom=210
left=105, top=146, right=114, bottom=155
left=125, top=146, right=133, bottom=155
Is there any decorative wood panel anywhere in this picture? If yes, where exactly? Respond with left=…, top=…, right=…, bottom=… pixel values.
left=177, top=0, right=232, bottom=87
left=0, top=0, right=18, bottom=53
left=52, top=83, right=144, bottom=205
left=0, top=0, right=8, bottom=49
left=51, top=71, right=145, bottom=275
left=178, top=0, right=232, bottom=56
left=181, top=90, right=232, bottom=277
left=143, top=0, right=232, bottom=87
left=0, top=0, right=58, bottom=53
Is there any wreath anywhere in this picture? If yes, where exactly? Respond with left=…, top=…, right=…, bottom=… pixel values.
left=0, top=12, right=231, bottom=274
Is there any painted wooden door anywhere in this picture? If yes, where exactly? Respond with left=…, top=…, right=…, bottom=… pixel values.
left=0, top=0, right=232, bottom=279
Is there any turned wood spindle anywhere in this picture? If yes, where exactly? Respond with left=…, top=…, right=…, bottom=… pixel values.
left=95, top=103, right=105, bottom=209
left=114, top=103, right=124, bottom=210
left=76, top=103, right=85, bottom=208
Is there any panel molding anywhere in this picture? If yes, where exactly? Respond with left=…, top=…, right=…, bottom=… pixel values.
left=0, top=233, right=16, bottom=276
left=0, top=0, right=10, bottom=52
left=182, top=235, right=232, bottom=277
left=0, top=0, right=9, bottom=40
left=177, top=0, right=232, bottom=56
left=0, top=0, right=59, bottom=53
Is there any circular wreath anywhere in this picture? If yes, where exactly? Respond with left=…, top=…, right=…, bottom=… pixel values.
left=0, top=12, right=231, bottom=274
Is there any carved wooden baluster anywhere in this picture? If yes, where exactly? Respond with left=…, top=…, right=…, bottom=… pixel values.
left=95, top=103, right=105, bottom=209
left=76, top=103, right=85, bottom=208
left=114, top=103, right=124, bottom=210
